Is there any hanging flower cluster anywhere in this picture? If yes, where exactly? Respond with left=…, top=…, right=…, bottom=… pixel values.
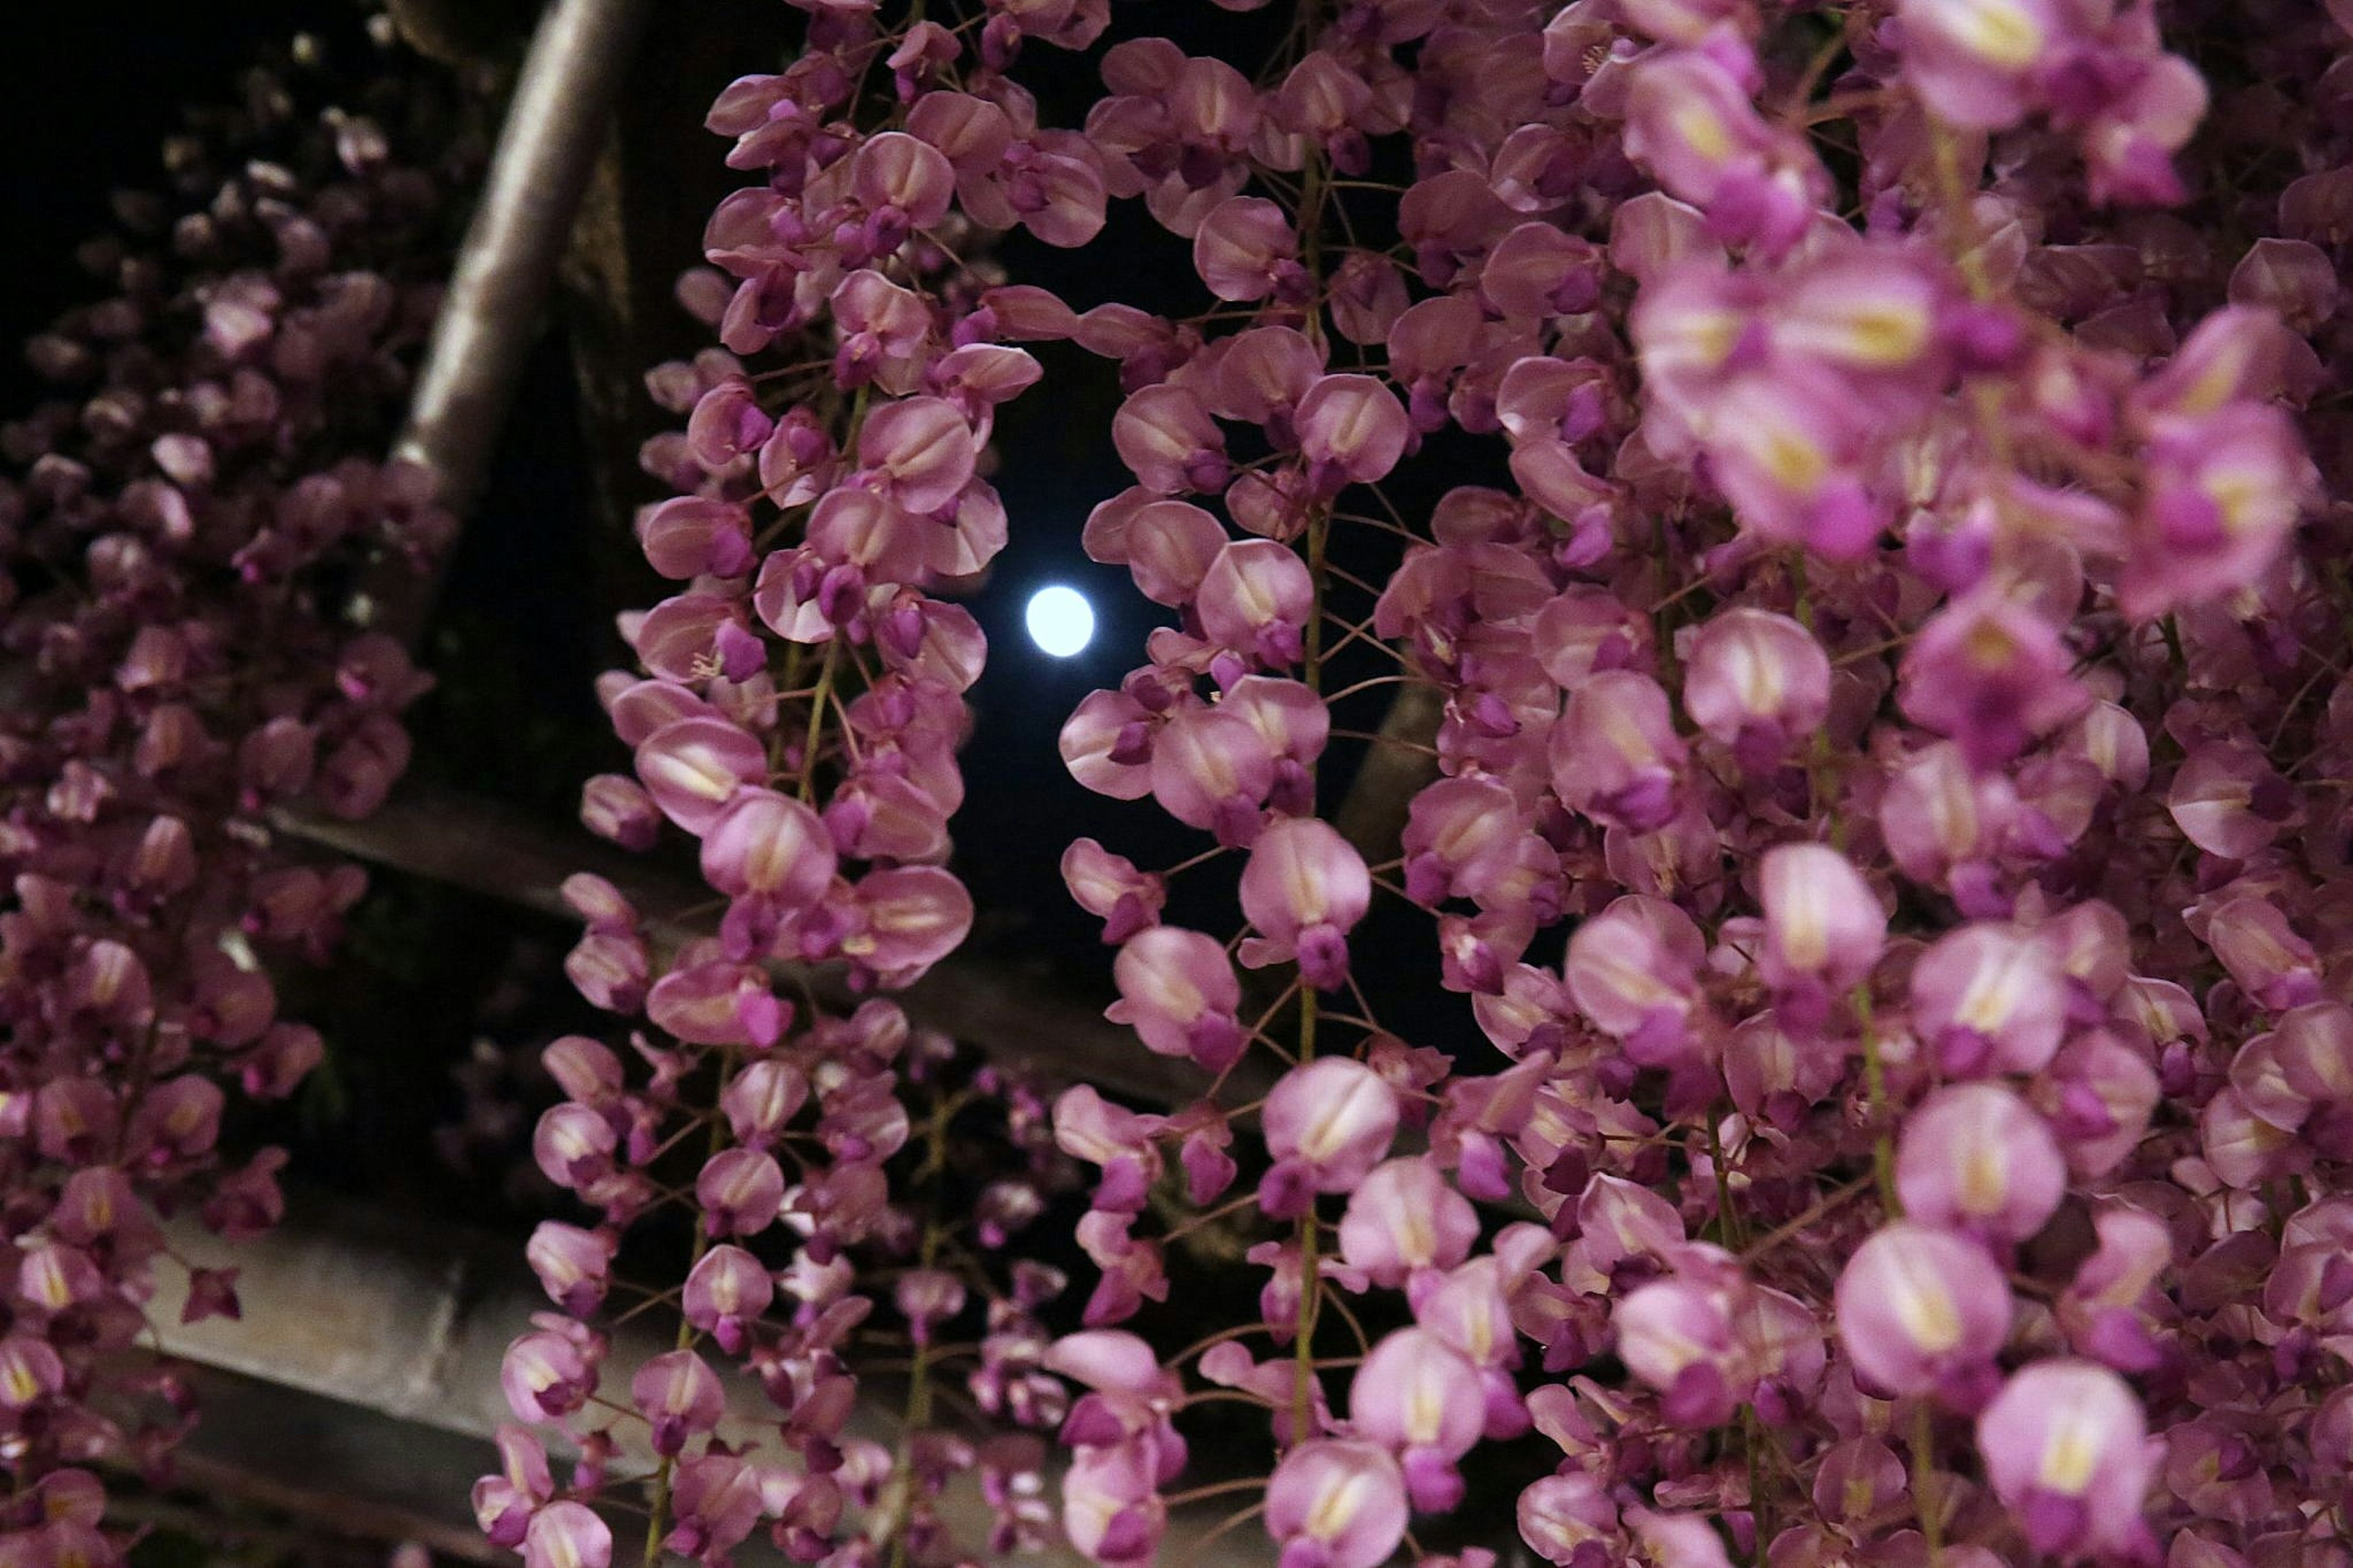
left=0, top=15, right=470, bottom=1561
left=485, top=2, right=1112, bottom=1564
left=1017, top=0, right=2353, bottom=1566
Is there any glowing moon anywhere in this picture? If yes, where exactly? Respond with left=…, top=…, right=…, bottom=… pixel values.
left=1025, top=585, right=1095, bottom=658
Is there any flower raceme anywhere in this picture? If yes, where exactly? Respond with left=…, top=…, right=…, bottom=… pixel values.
left=480, top=0, right=2353, bottom=1564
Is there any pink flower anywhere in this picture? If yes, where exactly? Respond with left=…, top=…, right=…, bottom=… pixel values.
left=1150, top=705, right=1276, bottom=844
left=1680, top=608, right=1831, bottom=768
left=1896, top=593, right=2088, bottom=771
left=1550, top=670, right=1688, bottom=832
left=1622, top=48, right=1822, bottom=256
left=1294, top=374, right=1411, bottom=497
left=1107, top=926, right=1246, bottom=1071
left=1402, top=775, right=1532, bottom=907
left=1894, top=0, right=2061, bottom=129
left=1265, top=1440, right=1410, bottom=1568
left=1349, top=1329, right=1484, bottom=1512
left=472, top=1426, right=553, bottom=1548
left=1613, top=1271, right=1754, bottom=1428
left=1757, top=843, right=1884, bottom=1019
left=1062, top=838, right=1167, bottom=942
left=635, top=718, right=768, bottom=835
left=1054, top=1086, right=1167, bottom=1213
left=1880, top=743, right=2018, bottom=911
left=833, top=865, right=976, bottom=985
left=501, top=1330, right=597, bottom=1425
left=1835, top=1223, right=2010, bottom=1401
left=632, top=1349, right=725, bottom=1457
left=1696, top=369, right=1882, bottom=559
left=1909, top=923, right=2068, bottom=1076
left=1260, top=1057, right=1400, bottom=1216
left=1198, top=539, right=1315, bottom=669
left=525, top=1222, right=615, bottom=1317
left=1976, top=1360, right=2153, bottom=1558
left=1238, top=817, right=1371, bottom=989
left=1564, top=895, right=1708, bottom=1065
left=697, top=1147, right=786, bottom=1238
left=702, top=789, right=837, bottom=949
left=2121, top=402, right=2313, bottom=619
left=523, top=1502, right=612, bottom=1568
left=1339, top=1158, right=1479, bottom=1287
left=1114, top=385, right=1229, bottom=494
left=855, top=396, right=977, bottom=514
left=2202, top=896, right=2324, bottom=1013
left=1896, top=1083, right=2066, bottom=1243
left=1193, top=196, right=1305, bottom=302
left=1517, top=1471, right=1620, bottom=1565
left=1115, top=499, right=1229, bottom=605
left=683, top=1245, right=774, bottom=1355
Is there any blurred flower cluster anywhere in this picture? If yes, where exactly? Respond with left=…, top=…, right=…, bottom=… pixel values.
left=0, top=12, right=476, bottom=1561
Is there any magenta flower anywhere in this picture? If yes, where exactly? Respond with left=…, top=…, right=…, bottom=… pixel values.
left=1680, top=608, right=1832, bottom=768
left=1338, top=1158, right=1479, bottom=1288
left=1349, top=1328, right=1484, bottom=1511
left=1238, top=817, right=1372, bottom=989
left=1757, top=843, right=1884, bottom=1021
left=522, top=1501, right=612, bottom=1568
left=1835, top=1223, right=2010, bottom=1402
left=1896, top=593, right=2087, bottom=771
left=1266, top=1440, right=1410, bottom=1568
left=1895, top=1083, right=2066, bottom=1243
left=1260, top=1057, right=1400, bottom=1218
left=1550, top=670, right=1688, bottom=833
left=1107, top=925, right=1247, bottom=1071
left=1909, top=923, right=2067, bottom=1077
left=1976, top=1360, right=2153, bottom=1558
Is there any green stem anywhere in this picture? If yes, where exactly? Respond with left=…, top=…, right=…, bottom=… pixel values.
left=1290, top=987, right=1319, bottom=1441
left=887, top=1091, right=955, bottom=1568
left=642, top=1045, right=737, bottom=1568
left=798, top=644, right=840, bottom=805
left=1855, top=987, right=1900, bottom=1216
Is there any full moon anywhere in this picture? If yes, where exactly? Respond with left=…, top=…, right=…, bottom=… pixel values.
left=1024, top=585, right=1095, bottom=658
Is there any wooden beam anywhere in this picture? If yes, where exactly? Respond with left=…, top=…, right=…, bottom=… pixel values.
left=363, top=0, right=657, bottom=640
